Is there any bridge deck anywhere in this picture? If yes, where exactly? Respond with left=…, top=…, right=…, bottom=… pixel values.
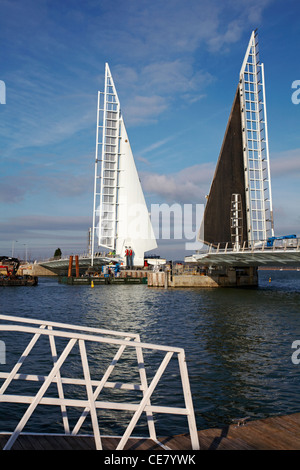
left=1, top=413, right=299, bottom=450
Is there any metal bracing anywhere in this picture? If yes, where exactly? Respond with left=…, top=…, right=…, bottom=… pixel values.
left=0, top=315, right=199, bottom=451
left=239, top=30, right=274, bottom=245
left=92, top=64, right=120, bottom=266
left=231, top=194, right=243, bottom=251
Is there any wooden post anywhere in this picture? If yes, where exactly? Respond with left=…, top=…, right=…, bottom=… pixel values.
left=75, top=255, right=79, bottom=278
left=164, top=271, right=168, bottom=289
left=68, top=256, right=73, bottom=277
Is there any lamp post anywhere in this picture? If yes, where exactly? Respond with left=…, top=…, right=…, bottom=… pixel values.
left=11, top=240, right=18, bottom=257
left=22, top=244, right=28, bottom=263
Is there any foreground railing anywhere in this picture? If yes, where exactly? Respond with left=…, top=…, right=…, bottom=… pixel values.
left=0, top=314, right=199, bottom=450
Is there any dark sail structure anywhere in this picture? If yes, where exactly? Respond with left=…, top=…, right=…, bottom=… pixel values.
left=202, top=87, right=247, bottom=247
left=201, top=31, right=274, bottom=249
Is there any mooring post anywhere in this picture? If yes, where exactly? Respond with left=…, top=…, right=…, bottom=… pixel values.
left=75, top=255, right=79, bottom=278
left=68, top=256, right=73, bottom=278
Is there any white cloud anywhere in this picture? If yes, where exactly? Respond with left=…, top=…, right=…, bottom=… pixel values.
left=139, top=136, right=177, bottom=156
left=270, top=149, right=300, bottom=176
left=139, top=60, right=214, bottom=94
left=207, top=20, right=244, bottom=52
left=113, top=59, right=214, bottom=125
left=123, top=95, right=169, bottom=126
left=141, top=162, right=214, bottom=204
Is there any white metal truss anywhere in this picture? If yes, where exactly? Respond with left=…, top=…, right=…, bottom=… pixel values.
left=92, top=63, right=120, bottom=260
left=0, top=314, right=199, bottom=451
left=231, top=193, right=243, bottom=251
left=239, top=30, right=274, bottom=245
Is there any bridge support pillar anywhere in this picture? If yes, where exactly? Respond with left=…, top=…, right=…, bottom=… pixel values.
left=216, top=266, right=258, bottom=287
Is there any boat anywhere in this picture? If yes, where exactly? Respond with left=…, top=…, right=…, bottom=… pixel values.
left=0, top=256, right=38, bottom=286
left=0, top=276, right=38, bottom=286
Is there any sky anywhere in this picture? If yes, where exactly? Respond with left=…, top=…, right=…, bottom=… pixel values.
left=1, top=0, right=300, bottom=261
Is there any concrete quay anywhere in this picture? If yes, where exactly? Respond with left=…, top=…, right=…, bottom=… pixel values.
left=148, top=266, right=258, bottom=288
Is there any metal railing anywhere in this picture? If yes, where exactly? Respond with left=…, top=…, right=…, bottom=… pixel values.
left=0, top=315, right=199, bottom=451
left=197, top=237, right=300, bottom=255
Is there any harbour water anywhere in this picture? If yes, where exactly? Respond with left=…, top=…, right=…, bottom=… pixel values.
left=1, top=269, right=300, bottom=438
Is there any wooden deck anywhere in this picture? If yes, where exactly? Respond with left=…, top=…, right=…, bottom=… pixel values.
left=1, top=413, right=300, bottom=450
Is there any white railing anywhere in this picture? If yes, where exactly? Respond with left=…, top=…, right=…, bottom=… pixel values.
left=0, top=315, right=199, bottom=451
left=198, top=237, right=300, bottom=255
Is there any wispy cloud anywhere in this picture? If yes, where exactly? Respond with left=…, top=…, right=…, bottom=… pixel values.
left=271, top=149, right=300, bottom=177
left=139, top=136, right=177, bottom=156
left=122, top=95, right=169, bottom=126
left=0, top=163, right=93, bottom=203
left=113, top=60, right=214, bottom=126
left=141, top=162, right=215, bottom=204
left=1, top=215, right=90, bottom=235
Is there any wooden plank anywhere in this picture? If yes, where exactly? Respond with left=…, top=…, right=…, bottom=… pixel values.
left=17, top=435, right=40, bottom=451
left=198, top=428, right=255, bottom=450
left=1, top=413, right=300, bottom=450
left=159, top=434, right=192, bottom=450
left=247, top=418, right=300, bottom=450
left=25, top=435, right=48, bottom=451
left=53, top=436, right=79, bottom=451
left=28, top=435, right=62, bottom=450
left=124, top=438, right=162, bottom=450
left=0, top=435, right=9, bottom=450
left=77, top=436, right=97, bottom=450
left=275, top=413, right=300, bottom=434
left=102, top=437, right=119, bottom=450
left=61, top=435, right=93, bottom=450
left=226, top=420, right=292, bottom=450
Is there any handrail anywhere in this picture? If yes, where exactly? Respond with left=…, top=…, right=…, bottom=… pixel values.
left=0, top=315, right=199, bottom=451
left=196, top=237, right=300, bottom=255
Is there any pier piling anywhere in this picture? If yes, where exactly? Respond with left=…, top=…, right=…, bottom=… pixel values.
left=68, top=256, right=73, bottom=278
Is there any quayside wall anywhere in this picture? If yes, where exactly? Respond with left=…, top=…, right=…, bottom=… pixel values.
left=148, top=267, right=258, bottom=288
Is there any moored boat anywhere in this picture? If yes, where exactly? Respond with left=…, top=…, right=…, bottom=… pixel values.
left=0, top=256, right=38, bottom=286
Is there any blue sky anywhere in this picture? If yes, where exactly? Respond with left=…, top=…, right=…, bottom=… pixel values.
left=1, top=0, right=300, bottom=260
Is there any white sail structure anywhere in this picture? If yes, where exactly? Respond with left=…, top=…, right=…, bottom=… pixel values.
left=91, top=63, right=157, bottom=267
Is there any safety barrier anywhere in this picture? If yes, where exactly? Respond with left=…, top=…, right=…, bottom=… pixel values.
left=0, top=314, right=199, bottom=450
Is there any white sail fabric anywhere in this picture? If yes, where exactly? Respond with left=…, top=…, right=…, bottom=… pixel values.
left=92, top=63, right=157, bottom=266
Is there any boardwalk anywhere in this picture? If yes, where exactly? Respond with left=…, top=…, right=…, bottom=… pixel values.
left=1, top=413, right=299, bottom=450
